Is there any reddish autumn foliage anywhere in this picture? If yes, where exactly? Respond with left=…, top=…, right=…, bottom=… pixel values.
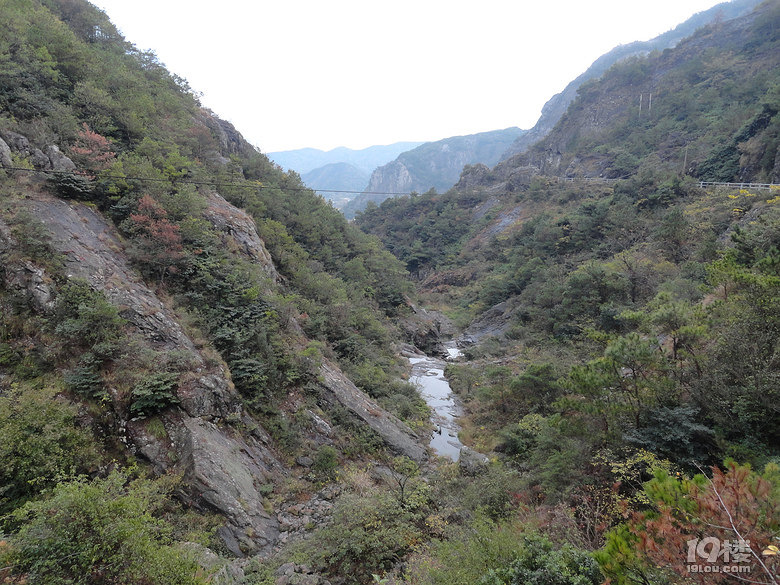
left=600, top=462, right=780, bottom=585
left=68, top=123, right=115, bottom=176
left=128, top=194, right=184, bottom=283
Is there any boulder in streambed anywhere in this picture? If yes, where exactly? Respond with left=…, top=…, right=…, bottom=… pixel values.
left=458, top=446, right=489, bottom=475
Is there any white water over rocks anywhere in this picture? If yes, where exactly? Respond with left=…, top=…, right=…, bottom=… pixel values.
left=409, top=351, right=464, bottom=461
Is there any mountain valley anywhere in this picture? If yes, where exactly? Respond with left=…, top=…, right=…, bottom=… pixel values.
left=0, top=1, right=778, bottom=585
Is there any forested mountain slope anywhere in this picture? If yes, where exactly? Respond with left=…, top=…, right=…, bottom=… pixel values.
left=0, top=0, right=430, bottom=580
left=356, top=4, right=779, bottom=581
left=501, top=0, right=765, bottom=160
left=496, top=1, right=779, bottom=183
left=359, top=1, right=779, bottom=278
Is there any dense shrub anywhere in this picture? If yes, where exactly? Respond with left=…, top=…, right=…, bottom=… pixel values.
left=53, top=279, right=126, bottom=352
left=130, top=372, right=180, bottom=417
left=302, top=490, right=425, bottom=584
left=2, top=470, right=206, bottom=585
left=0, top=384, right=100, bottom=520
left=479, top=534, right=603, bottom=585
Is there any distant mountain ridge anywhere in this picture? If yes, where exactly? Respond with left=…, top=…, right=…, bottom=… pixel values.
left=301, top=162, right=370, bottom=208
left=267, top=142, right=424, bottom=175
left=271, top=0, right=763, bottom=220
left=343, top=127, right=525, bottom=218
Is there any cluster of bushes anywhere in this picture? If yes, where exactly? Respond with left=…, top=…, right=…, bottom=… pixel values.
left=0, top=470, right=209, bottom=585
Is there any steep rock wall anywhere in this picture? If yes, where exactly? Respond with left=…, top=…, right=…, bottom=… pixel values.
left=202, top=191, right=280, bottom=283
left=0, top=192, right=282, bottom=556
left=319, top=362, right=426, bottom=462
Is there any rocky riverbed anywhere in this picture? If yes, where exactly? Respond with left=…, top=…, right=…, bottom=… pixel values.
left=409, top=349, right=465, bottom=461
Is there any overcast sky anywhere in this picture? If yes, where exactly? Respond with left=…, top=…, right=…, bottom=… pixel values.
left=93, top=0, right=723, bottom=153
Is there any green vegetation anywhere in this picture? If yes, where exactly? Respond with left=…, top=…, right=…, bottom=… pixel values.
left=0, top=0, right=421, bottom=581
left=1, top=1, right=779, bottom=584
left=351, top=3, right=780, bottom=583
left=287, top=458, right=433, bottom=584
left=130, top=372, right=181, bottom=417
left=479, top=534, right=603, bottom=585
left=356, top=180, right=780, bottom=584
left=1, top=470, right=207, bottom=585
left=0, top=383, right=100, bottom=519
left=555, top=4, right=780, bottom=184
left=0, top=0, right=424, bottom=422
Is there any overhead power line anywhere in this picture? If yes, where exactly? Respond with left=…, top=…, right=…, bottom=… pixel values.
left=0, top=165, right=634, bottom=200
left=0, top=166, right=414, bottom=197
left=7, top=165, right=770, bottom=202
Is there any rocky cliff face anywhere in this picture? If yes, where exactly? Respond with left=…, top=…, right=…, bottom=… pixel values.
left=361, top=159, right=414, bottom=195
left=0, top=131, right=427, bottom=555
left=318, top=362, right=426, bottom=462
left=0, top=130, right=78, bottom=172
left=202, top=191, right=280, bottom=283
left=196, top=110, right=261, bottom=166
left=0, top=190, right=282, bottom=555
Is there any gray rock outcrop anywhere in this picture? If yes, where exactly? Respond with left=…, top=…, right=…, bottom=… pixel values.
left=202, top=191, right=279, bottom=282
left=319, top=361, right=427, bottom=462
left=276, top=485, right=339, bottom=546
left=197, top=111, right=259, bottom=161
left=461, top=300, right=514, bottom=345
left=23, top=195, right=207, bottom=355
left=173, top=416, right=280, bottom=555
left=364, top=159, right=414, bottom=196
left=45, top=145, right=77, bottom=172
left=0, top=130, right=32, bottom=155
left=0, top=222, right=55, bottom=311
left=2, top=260, right=55, bottom=311
left=0, top=137, right=12, bottom=168
left=2, top=192, right=285, bottom=555
left=0, top=131, right=75, bottom=172
left=400, top=305, right=457, bottom=356
left=458, top=446, right=489, bottom=475
left=31, top=148, right=51, bottom=169
left=274, top=563, right=332, bottom=585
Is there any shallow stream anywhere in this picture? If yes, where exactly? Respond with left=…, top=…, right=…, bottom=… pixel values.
left=409, top=347, right=464, bottom=461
